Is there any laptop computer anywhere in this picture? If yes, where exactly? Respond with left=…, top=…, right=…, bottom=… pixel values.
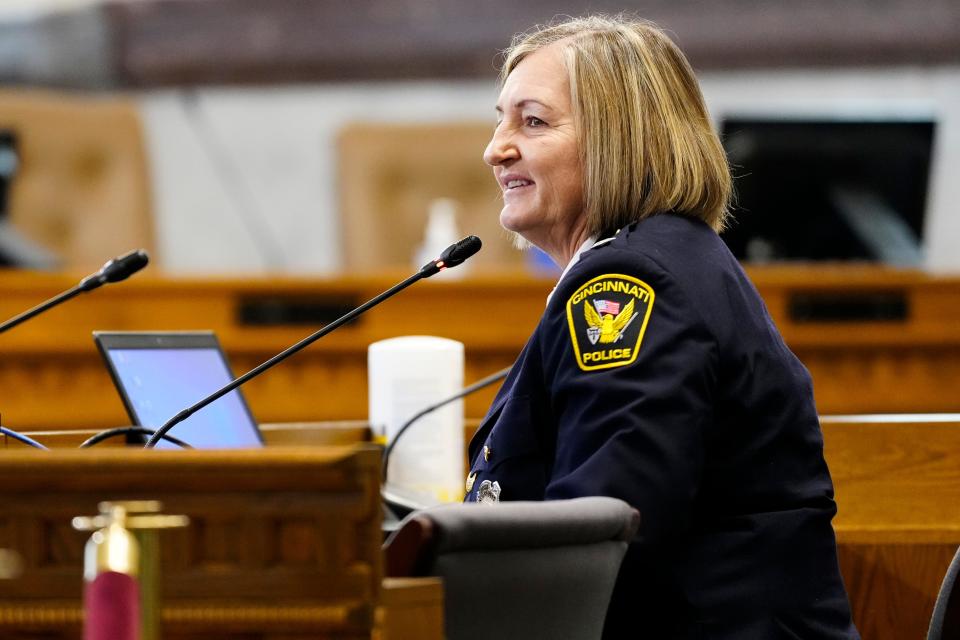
left=93, top=331, right=264, bottom=449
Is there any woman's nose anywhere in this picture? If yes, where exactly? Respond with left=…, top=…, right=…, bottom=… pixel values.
left=483, top=127, right=519, bottom=166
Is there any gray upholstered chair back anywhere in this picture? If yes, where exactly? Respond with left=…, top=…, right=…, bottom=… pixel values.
left=928, top=544, right=960, bottom=640
left=384, top=497, right=640, bottom=640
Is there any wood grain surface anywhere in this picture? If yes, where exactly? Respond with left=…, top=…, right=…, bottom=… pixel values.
left=3, top=268, right=960, bottom=431
left=0, top=446, right=384, bottom=639
left=825, top=417, right=960, bottom=639
left=3, top=418, right=959, bottom=639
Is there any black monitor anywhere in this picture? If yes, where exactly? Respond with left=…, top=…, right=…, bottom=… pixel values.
left=720, top=118, right=936, bottom=265
left=0, top=129, right=60, bottom=269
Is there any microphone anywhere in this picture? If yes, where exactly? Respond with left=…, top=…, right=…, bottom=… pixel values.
left=419, top=235, right=482, bottom=277
left=0, top=249, right=150, bottom=334
left=144, top=236, right=483, bottom=448
left=78, top=249, right=150, bottom=292
left=381, top=365, right=511, bottom=483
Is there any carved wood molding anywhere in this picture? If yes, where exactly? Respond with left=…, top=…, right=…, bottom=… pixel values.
left=0, top=604, right=82, bottom=627
left=0, top=448, right=383, bottom=637
left=0, top=604, right=358, bottom=628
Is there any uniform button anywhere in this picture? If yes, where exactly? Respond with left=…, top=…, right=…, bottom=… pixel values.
left=465, top=472, right=477, bottom=493
left=483, top=446, right=492, bottom=462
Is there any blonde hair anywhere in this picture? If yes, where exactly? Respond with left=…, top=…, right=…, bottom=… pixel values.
left=501, top=15, right=731, bottom=233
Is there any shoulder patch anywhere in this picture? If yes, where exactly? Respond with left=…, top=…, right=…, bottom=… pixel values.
left=565, top=273, right=655, bottom=371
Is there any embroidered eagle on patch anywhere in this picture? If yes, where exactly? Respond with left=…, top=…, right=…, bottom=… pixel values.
left=566, top=274, right=654, bottom=371
left=583, top=298, right=636, bottom=345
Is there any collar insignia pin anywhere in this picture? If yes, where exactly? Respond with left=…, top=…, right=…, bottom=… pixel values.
left=465, top=472, right=477, bottom=493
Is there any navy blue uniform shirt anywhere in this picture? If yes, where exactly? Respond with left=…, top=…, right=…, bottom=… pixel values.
left=465, top=214, right=858, bottom=639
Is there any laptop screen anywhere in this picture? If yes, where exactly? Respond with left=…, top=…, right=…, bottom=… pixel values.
left=94, top=332, right=263, bottom=449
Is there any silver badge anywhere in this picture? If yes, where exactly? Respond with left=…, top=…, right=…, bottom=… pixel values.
left=476, top=480, right=501, bottom=504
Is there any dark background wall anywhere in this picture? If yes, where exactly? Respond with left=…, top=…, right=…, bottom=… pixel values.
left=107, top=0, right=960, bottom=85
left=9, top=0, right=959, bottom=89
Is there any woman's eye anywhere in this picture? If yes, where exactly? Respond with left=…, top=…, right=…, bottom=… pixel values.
left=525, top=116, right=547, bottom=127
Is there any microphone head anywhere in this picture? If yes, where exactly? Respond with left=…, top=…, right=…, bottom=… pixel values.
left=101, top=249, right=150, bottom=283
left=420, top=235, right=482, bottom=277
left=438, top=235, right=482, bottom=268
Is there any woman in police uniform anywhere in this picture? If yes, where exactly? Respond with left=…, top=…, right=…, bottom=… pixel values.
left=469, top=15, right=859, bottom=639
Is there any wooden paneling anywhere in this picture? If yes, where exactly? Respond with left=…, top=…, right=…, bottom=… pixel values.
left=0, top=271, right=546, bottom=430
left=756, top=266, right=960, bottom=415
left=824, top=417, right=960, bottom=640
left=4, top=267, right=960, bottom=431
left=374, top=578, right=444, bottom=640
left=5, top=416, right=960, bottom=639
left=0, top=446, right=384, bottom=638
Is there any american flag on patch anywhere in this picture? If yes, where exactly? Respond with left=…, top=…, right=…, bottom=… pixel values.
left=594, top=299, right=620, bottom=315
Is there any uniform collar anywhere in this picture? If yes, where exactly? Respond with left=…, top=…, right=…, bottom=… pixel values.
left=546, top=235, right=598, bottom=306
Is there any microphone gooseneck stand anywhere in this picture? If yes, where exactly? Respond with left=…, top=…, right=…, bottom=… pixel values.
left=80, top=427, right=193, bottom=449
left=0, top=425, right=49, bottom=450
left=144, top=236, right=483, bottom=449
left=380, top=365, right=511, bottom=483
left=0, top=249, right=149, bottom=335
left=0, top=249, right=151, bottom=449
left=0, top=285, right=88, bottom=335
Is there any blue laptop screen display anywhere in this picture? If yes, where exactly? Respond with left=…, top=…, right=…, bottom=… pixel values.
left=106, top=348, right=262, bottom=449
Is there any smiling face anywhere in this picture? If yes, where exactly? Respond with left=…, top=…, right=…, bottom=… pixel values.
left=483, top=43, right=586, bottom=265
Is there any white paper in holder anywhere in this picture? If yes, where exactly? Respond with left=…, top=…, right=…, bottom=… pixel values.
left=368, top=336, right=464, bottom=504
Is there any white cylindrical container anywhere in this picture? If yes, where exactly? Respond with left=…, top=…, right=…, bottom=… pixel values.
left=368, top=336, right=465, bottom=504
left=413, top=198, right=469, bottom=278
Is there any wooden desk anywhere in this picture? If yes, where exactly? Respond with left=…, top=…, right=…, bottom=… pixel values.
left=824, top=415, right=960, bottom=640
left=376, top=578, right=443, bottom=640
left=0, top=271, right=547, bottom=430
left=0, top=421, right=374, bottom=450
left=3, top=267, right=960, bottom=432
left=5, top=417, right=959, bottom=638
left=0, top=445, right=443, bottom=639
